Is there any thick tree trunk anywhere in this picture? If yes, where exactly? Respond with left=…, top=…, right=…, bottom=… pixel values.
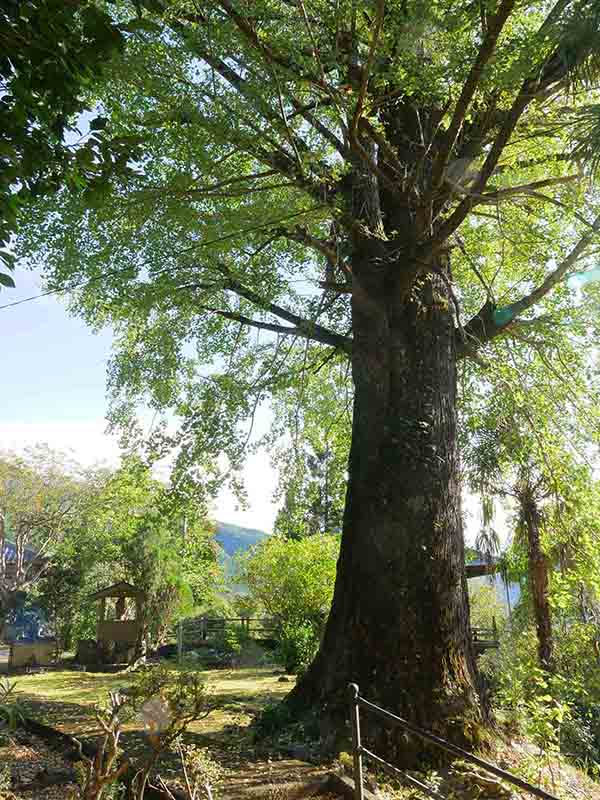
left=519, top=489, right=554, bottom=673
left=289, top=254, right=485, bottom=763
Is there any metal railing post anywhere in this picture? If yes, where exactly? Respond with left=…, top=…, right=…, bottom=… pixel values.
left=177, top=620, right=183, bottom=664
left=348, top=683, right=365, bottom=800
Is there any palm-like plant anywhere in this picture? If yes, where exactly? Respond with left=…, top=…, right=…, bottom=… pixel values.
left=0, top=677, right=26, bottom=733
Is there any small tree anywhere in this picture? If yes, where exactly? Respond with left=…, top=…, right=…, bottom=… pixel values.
left=91, top=458, right=220, bottom=654
left=35, top=561, right=88, bottom=653
left=238, top=534, right=339, bottom=671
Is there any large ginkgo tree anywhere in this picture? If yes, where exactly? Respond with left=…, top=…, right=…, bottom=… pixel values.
left=14, top=0, right=600, bottom=757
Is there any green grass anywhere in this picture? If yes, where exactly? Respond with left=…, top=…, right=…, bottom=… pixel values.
left=14, top=665, right=293, bottom=740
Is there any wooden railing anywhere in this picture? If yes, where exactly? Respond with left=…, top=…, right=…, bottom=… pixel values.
left=348, top=683, right=558, bottom=800
left=176, top=616, right=278, bottom=661
left=471, top=618, right=499, bottom=654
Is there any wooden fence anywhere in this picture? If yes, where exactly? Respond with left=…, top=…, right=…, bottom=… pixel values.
left=176, top=616, right=278, bottom=661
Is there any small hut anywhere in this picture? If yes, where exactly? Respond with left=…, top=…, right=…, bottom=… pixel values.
left=80, top=581, right=144, bottom=664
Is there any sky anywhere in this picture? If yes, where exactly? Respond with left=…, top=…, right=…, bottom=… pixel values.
left=1, top=265, right=509, bottom=544
left=1, top=266, right=279, bottom=531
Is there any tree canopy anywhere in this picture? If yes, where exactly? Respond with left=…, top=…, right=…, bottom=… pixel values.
left=14, top=0, right=600, bottom=757
left=15, top=0, right=600, bottom=490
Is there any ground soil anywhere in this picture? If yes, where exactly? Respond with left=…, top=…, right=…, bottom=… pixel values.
left=0, top=732, right=78, bottom=799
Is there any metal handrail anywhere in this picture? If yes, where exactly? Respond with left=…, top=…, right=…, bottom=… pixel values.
left=348, top=683, right=559, bottom=800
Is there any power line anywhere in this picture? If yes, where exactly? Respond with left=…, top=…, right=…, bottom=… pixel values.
left=0, top=286, right=61, bottom=310
left=0, top=262, right=154, bottom=311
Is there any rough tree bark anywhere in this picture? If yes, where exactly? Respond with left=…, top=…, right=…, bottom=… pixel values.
left=289, top=202, right=485, bottom=760
left=518, top=486, right=554, bottom=673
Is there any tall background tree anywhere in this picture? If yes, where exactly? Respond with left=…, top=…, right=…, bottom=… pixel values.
left=15, top=0, right=600, bottom=757
left=0, top=446, right=91, bottom=631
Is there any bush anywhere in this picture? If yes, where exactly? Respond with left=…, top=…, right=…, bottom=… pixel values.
left=277, top=621, right=320, bottom=675
left=254, top=701, right=296, bottom=738
left=560, top=710, right=600, bottom=770
left=213, top=623, right=251, bottom=661
left=481, top=624, right=600, bottom=771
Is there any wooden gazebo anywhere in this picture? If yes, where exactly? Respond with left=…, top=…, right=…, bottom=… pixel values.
left=89, top=581, right=144, bottom=653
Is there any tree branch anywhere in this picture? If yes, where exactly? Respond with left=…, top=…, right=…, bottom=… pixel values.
left=423, top=5, right=598, bottom=258
left=186, top=263, right=352, bottom=353
left=215, top=0, right=335, bottom=98
left=506, top=213, right=600, bottom=317
left=476, top=174, right=579, bottom=203
left=203, top=308, right=352, bottom=352
left=351, top=0, right=385, bottom=139
left=279, top=226, right=338, bottom=263
left=457, top=214, right=600, bottom=358
left=431, top=0, right=517, bottom=190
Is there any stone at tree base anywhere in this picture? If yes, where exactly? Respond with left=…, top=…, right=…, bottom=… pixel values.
left=326, top=773, right=379, bottom=799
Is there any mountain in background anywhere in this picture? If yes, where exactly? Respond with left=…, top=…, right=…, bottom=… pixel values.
left=214, top=521, right=269, bottom=554
left=214, top=521, right=269, bottom=577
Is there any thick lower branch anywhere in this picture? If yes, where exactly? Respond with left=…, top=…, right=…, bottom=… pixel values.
left=206, top=308, right=352, bottom=352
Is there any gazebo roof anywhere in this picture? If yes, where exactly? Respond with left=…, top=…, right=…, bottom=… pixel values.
left=88, top=581, right=142, bottom=600
left=465, top=552, right=501, bottom=579
left=466, top=561, right=497, bottom=579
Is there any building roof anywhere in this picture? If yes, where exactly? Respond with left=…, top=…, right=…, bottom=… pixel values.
left=466, top=552, right=501, bottom=579
left=88, top=581, right=143, bottom=600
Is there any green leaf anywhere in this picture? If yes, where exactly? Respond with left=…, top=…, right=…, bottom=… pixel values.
left=0, top=272, right=16, bottom=288
left=89, top=117, right=108, bottom=131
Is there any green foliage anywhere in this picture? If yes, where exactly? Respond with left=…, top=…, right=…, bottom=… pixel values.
left=238, top=534, right=338, bottom=626
left=127, top=664, right=210, bottom=727
left=277, top=621, right=320, bottom=675
left=482, top=621, right=600, bottom=769
left=253, top=701, right=296, bottom=739
left=0, top=445, right=95, bottom=623
left=15, top=0, right=600, bottom=516
left=0, top=678, right=25, bottom=734
left=88, top=457, right=219, bottom=650
left=212, top=623, right=249, bottom=660
left=14, top=453, right=222, bottom=654
left=0, top=0, right=144, bottom=285
left=468, top=581, right=507, bottom=631
left=270, top=359, right=350, bottom=539
left=238, top=534, right=337, bottom=672
left=0, top=764, right=15, bottom=800
left=34, top=559, right=90, bottom=652
left=176, top=743, right=223, bottom=800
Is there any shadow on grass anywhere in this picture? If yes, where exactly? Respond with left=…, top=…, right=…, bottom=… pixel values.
left=18, top=676, right=291, bottom=769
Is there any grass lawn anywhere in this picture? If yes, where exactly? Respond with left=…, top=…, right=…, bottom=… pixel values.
left=14, top=665, right=294, bottom=743
left=8, top=666, right=336, bottom=798
left=12, top=667, right=600, bottom=799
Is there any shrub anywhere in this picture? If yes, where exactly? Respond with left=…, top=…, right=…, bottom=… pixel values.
left=213, top=623, right=251, bottom=662
left=76, top=666, right=214, bottom=800
left=560, top=710, right=600, bottom=770
left=277, top=621, right=320, bottom=675
left=254, top=701, right=295, bottom=738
